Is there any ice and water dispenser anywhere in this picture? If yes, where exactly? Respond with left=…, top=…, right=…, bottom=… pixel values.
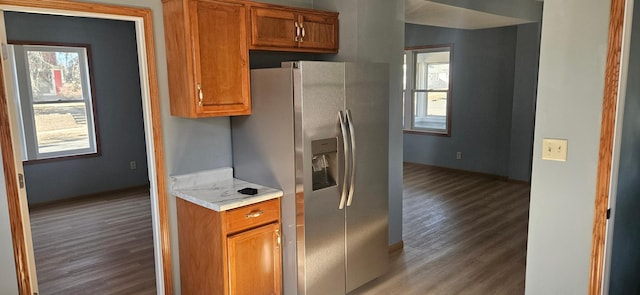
left=311, top=138, right=338, bottom=191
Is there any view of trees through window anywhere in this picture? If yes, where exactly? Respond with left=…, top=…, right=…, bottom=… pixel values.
left=10, top=44, right=97, bottom=160
left=26, top=48, right=91, bottom=155
left=27, top=50, right=83, bottom=101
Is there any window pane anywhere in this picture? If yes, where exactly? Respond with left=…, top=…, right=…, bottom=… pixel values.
left=427, top=92, right=447, bottom=116
left=413, top=92, right=447, bottom=131
left=32, top=102, right=90, bottom=154
left=415, top=51, right=450, bottom=90
left=27, top=50, right=83, bottom=102
left=25, top=48, right=93, bottom=155
left=427, top=63, right=449, bottom=90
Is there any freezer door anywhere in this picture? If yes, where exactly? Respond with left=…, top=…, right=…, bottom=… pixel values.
left=344, top=62, right=390, bottom=293
left=295, top=61, right=347, bottom=295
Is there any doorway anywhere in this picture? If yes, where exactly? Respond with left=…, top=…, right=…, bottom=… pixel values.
left=394, top=4, right=542, bottom=295
left=0, top=1, right=172, bottom=294
left=600, top=0, right=640, bottom=293
left=6, top=11, right=155, bottom=293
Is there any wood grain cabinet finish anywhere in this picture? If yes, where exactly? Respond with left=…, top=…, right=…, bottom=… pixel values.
left=228, top=223, right=282, bottom=295
left=249, top=5, right=338, bottom=53
left=177, top=198, right=282, bottom=295
left=162, top=0, right=338, bottom=118
left=162, top=0, right=251, bottom=117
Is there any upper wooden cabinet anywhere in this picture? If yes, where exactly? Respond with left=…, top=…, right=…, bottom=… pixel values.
left=162, top=0, right=338, bottom=117
left=249, top=5, right=339, bottom=53
left=163, top=0, right=251, bottom=117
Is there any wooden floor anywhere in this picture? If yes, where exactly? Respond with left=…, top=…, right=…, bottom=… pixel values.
left=26, top=164, right=529, bottom=295
left=352, top=163, right=530, bottom=295
left=29, top=188, right=157, bottom=295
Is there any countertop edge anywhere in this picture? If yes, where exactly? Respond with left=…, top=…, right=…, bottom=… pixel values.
left=171, top=188, right=283, bottom=212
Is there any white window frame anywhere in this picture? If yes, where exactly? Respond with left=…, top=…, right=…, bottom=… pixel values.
left=8, top=43, right=99, bottom=162
left=404, top=45, right=453, bottom=136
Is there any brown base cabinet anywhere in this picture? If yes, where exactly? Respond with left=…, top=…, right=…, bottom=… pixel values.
left=177, top=198, right=282, bottom=295
left=228, top=222, right=282, bottom=295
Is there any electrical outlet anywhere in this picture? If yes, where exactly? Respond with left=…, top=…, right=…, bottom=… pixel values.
left=129, top=161, right=137, bottom=170
left=456, top=152, right=462, bottom=160
left=542, top=138, right=568, bottom=162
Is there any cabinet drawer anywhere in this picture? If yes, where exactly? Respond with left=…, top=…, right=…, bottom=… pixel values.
left=225, top=199, right=280, bottom=234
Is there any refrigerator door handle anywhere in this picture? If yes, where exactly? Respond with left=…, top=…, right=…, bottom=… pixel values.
left=346, top=109, right=356, bottom=207
left=338, top=111, right=350, bottom=210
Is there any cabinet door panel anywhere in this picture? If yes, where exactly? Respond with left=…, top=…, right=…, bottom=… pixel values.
left=299, top=13, right=338, bottom=51
left=191, top=0, right=250, bottom=115
left=228, top=223, right=282, bottom=295
left=250, top=7, right=298, bottom=49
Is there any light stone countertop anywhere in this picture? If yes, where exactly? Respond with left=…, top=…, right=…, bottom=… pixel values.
left=170, top=167, right=283, bottom=212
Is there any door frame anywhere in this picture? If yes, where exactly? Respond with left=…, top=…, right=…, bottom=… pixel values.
left=0, top=0, right=173, bottom=294
left=589, top=0, right=628, bottom=294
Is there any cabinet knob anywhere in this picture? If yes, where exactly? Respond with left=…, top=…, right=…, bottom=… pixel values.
left=245, top=210, right=264, bottom=219
left=275, top=229, right=281, bottom=248
left=300, top=23, right=305, bottom=42
left=294, top=21, right=300, bottom=42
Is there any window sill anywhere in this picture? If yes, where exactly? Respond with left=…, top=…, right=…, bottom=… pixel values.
left=403, top=129, right=451, bottom=137
left=23, top=151, right=101, bottom=165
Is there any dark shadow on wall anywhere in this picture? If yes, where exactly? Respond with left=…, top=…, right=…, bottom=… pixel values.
left=5, top=12, right=149, bottom=205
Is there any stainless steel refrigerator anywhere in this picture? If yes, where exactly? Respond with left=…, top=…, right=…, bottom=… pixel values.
left=232, top=61, right=389, bottom=295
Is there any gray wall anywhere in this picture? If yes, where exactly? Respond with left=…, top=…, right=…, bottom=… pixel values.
left=249, top=51, right=318, bottom=69
left=508, top=23, right=540, bottom=181
left=404, top=24, right=517, bottom=177
left=608, top=0, right=640, bottom=292
left=313, top=0, right=405, bottom=246
left=403, top=23, right=539, bottom=181
left=525, top=0, right=610, bottom=293
left=5, top=12, right=149, bottom=205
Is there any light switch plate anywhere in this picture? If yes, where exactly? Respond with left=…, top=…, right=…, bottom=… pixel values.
left=542, top=138, right=568, bottom=162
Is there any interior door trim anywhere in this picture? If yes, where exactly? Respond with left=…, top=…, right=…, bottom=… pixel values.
left=589, top=0, right=626, bottom=294
left=0, top=0, right=173, bottom=294
left=0, top=32, right=30, bottom=293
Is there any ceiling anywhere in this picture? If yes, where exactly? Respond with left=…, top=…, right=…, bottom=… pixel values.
left=406, top=0, right=534, bottom=30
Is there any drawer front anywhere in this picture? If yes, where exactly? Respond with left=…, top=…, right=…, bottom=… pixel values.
left=225, top=199, right=280, bottom=234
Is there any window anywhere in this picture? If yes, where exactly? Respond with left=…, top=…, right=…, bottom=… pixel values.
left=8, top=43, right=99, bottom=161
left=403, top=45, right=452, bottom=135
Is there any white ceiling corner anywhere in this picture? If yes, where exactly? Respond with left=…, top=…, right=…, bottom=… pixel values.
left=405, top=0, right=534, bottom=30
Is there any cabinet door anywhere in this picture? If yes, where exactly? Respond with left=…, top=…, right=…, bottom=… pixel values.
left=298, top=13, right=338, bottom=51
left=191, top=0, right=251, bottom=116
left=228, top=223, right=282, bottom=295
left=250, top=7, right=298, bottom=49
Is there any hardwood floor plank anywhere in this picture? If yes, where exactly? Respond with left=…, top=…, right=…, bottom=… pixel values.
left=351, top=163, right=530, bottom=295
left=28, top=189, right=157, bottom=295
